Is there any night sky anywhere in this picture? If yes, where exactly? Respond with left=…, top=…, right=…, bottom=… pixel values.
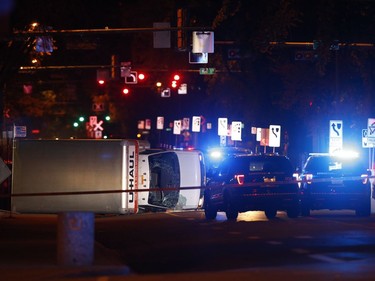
left=1, top=0, right=374, bottom=164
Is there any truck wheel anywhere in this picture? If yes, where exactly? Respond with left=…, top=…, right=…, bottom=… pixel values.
left=225, top=197, right=238, bottom=220
left=204, top=200, right=217, bottom=220
left=265, top=208, right=277, bottom=219
left=355, top=198, right=371, bottom=217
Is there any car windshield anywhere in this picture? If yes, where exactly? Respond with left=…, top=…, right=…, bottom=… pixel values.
left=304, top=156, right=367, bottom=175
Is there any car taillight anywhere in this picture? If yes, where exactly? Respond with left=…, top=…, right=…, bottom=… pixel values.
left=305, top=173, right=313, bottom=184
left=235, top=174, right=245, bottom=185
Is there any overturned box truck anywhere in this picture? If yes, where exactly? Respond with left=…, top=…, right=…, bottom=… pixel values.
left=11, top=139, right=206, bottom=214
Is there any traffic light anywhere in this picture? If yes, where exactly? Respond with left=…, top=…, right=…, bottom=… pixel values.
left=138, top=72, right=146, bottom=81
left=122, top=87, right=130, bottom=95
left=171, top=73, right=181, bottom=88
left=73, top=115, right=85, bottom=127
left=97, top=69, right=109, bottom=85
left=155, top=81, right=162, bottom=94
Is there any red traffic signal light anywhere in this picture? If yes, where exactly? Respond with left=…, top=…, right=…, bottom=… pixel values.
left=122, top=87, right=130, bottom=95
left=171, top=73, right=181, bottom=88
left=138, top=73, right=146, bottom=81
left=97, top=69, right=109, bottom=85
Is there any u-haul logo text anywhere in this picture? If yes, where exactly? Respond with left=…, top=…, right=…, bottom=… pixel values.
left=127, top=147, right=135, bottom=203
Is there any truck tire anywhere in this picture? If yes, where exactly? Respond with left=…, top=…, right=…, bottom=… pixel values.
left=265, top=208, right=277, bottom=219
left=204, top=199, right=218, bottom=220
left=224, top=197, right=238, bottom=220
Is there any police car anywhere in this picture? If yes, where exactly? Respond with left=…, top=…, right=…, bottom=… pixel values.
left=204, top=154, right=299, bottom=220
left=299, top=152, right=371, bottom=216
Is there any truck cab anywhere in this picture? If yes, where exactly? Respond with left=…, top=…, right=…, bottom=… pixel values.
left=138, top=149, right=206, bottom=211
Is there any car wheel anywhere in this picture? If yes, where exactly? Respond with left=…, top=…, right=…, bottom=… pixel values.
left=224, top=197, right=238, bottom=220
left=265, top=208, right=277, bottom=219
left=204, top=199, right=218, bottom=220
left=355, top=197, right=371, bottom=217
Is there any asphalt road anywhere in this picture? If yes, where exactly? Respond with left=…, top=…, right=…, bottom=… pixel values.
left=1, top=209, right=375, bottom=280
left=94, top=209, right=375, bottom=275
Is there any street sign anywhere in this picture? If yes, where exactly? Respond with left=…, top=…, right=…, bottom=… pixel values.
left=231, top=121, right=242, bottom=141
left=218, top=118, right=228, bottom=136
left=153, top=22, right=171, bottom=48
left=329, top=120, right=343, bottom=154
left=256, top=128, right=262, bottom=141
left=260, top=129, right=269, bottom=146
left=94, top=130, right=102, bottom=139
left=92, top=103, right=104, bottom=112
left=192, top=31, right=214, bottom=53
left=189, top=52, right=208, bottom=64
left=14, top=126, right=27, bottom=138
left=363, top=129, right=369, bottom=148
left=182, top=118, right=190, bottom=130
left=89, top=116, right=97, bottom=127
left=173, top=120, right=181, bottom=135
left=199, top=68, right=215, bottom=75
left=367, top=118, right=375, bottom=145
left=192, top=116, right=201, bottom=132
left=178, top=83, right=187, bottom=94
left=145, top=119, right=151, bottom=130
left=94, top=120, right=103, bottom=131
left=138, top=120, right=145, bottom=130
left=156, top=116, right=164, bottom=130
left=269, top=125, right=281, bottom=147
left=125, top=71, right=138, bottom=84
left=161, top=88, right=170, bottom=97
left=120, top=61, right=131, bottom=77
